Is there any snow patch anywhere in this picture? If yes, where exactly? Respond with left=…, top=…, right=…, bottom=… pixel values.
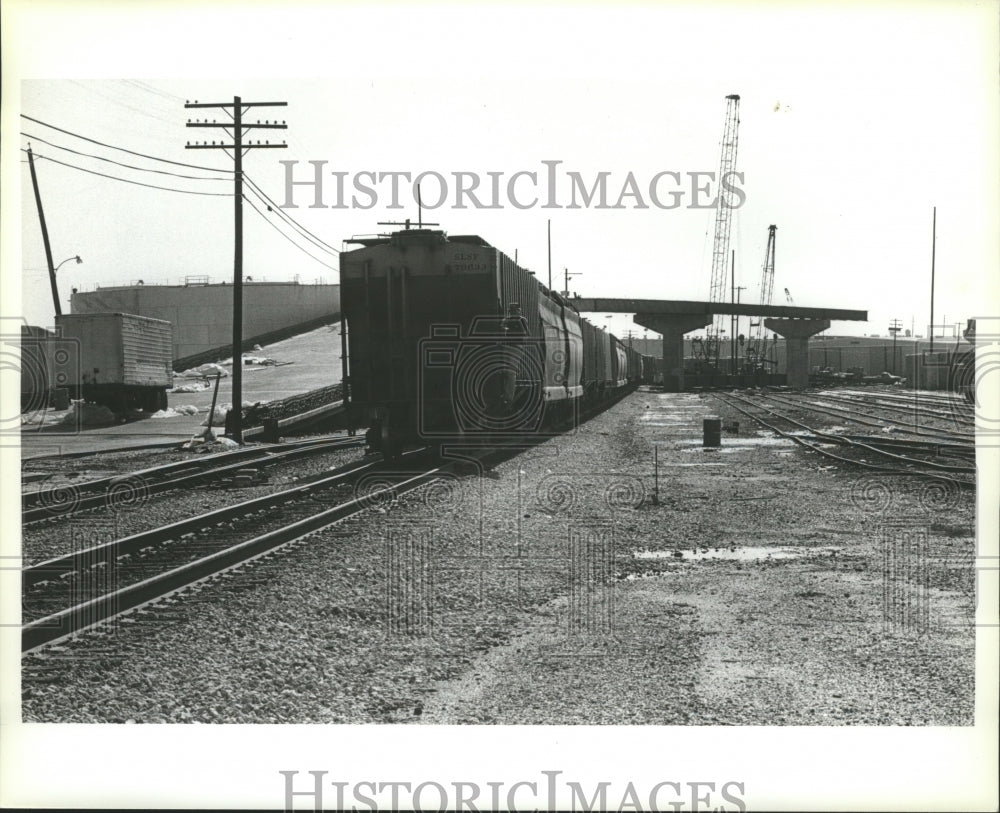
left=60, top=402, right=117, bottom=427
left=179, top=363, right=229, bottom=379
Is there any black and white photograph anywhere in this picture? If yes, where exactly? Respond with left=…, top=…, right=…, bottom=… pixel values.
left=1, top=1, right=997, bottom=810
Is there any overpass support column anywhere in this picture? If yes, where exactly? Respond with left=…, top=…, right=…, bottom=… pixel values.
left=764, top=318, right=830, bottom=390
left=633, top=313, right=712, bottom=392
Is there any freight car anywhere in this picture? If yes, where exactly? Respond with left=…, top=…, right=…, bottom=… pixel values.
left=339, top=228, right=641, bottom=456
left=46, top=313, right=174, bottom=414
left=949, top=318, right=977, bottom=405
left=639, top=353, right=663, bottom=386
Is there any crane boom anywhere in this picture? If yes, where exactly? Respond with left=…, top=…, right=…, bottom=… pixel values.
left=705, top=94, right=741, bottom=366
left=746, top=224, right=776, bottom=369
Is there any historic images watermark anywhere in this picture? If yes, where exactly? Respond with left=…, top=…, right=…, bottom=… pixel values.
left=357, top=462, right=644, bottom=642
left=280, top=770, right=747, bottom=812
left=280, top=160, right=746, bottom=211
left=850, top=475, right=981, bottom=631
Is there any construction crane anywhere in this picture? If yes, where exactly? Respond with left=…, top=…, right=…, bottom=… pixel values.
left=704, top=94, right=741, bottom=368
left=746, top=225, right=777, bottom=371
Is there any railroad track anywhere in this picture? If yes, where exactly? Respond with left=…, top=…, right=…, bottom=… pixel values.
left=22, top=439, right=190, bottom=464
left=810, top=390, right=974, bottom=427
left=20, top=387, right=637, bottom=653
left=21, top=446, right=447, bottom=652
left=713, top=392, right=976, bottom=484
left=22, top=435, right=364, bottom=524
left=835, top=388, right=966, bottom=406
left=763, top=392, right=973, bottom=445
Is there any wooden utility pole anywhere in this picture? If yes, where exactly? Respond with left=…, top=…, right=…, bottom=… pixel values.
left=563, top=267, right=581, bottom=298
left=547, top=219, right=552, bottom=290
left=733, top=284, right=746, bottom=373
left=888, top=318, right=903, bottom=375
left=730, top=250, right=736, bottom=373
left=26, top=145, right=60, bottom=317
left=185, top=97, right=287, bottom=443
left=929, top=206, right=937, bottom=353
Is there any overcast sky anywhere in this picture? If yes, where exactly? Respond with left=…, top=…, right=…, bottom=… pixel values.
left=6, top=2, right=997, bottom=341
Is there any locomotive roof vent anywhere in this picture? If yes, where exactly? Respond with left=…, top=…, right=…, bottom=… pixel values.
left=448, top=235, right=490, bottom=246
left=390, top=228, right=448, bottom=248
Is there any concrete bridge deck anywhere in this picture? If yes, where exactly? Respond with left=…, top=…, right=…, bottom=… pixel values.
left=569, top=298, right=868, bottom=390
left=570, top=298, right=866, bottom=322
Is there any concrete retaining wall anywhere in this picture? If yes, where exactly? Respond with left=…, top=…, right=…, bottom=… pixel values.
left=71, top=282, right=339, bottom=360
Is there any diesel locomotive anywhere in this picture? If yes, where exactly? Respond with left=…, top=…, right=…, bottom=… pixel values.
left=339, top=227, right=644, bottom=456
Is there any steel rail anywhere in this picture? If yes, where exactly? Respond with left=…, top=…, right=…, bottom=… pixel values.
left=22, top=436, right=363, bottom=523
left=810, top=391, right=974, bottom=425
left=765, top=393, right=973, bottom=443
left=22, top=462, right=442, bottom=652
left=22, top=440, right=193, bottom=462
left=21, top=385, right=641, bottom=652
left=24, top=434, right=351, bottom=505
left=837, top=435, right=974, bottom=458
left=713, top=393, right=976, bottom=482
left=722, top=392, right=975, bottom=474
left=22, top=449, right=411, bottom=588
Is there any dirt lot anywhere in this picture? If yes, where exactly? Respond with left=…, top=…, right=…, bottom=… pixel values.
left=419, top=390, right=976, bottom=725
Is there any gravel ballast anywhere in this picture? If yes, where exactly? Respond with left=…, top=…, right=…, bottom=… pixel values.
left=21, top=389, right=976, bottom=724
left=20, top=440, right=367, bottom=566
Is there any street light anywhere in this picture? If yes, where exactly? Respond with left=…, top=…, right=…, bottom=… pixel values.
left=55, top=255, right=82, bottom=273
left=50, top=256, right=82, bottom=316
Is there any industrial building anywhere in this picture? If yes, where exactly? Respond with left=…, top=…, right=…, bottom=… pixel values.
left=624, top=333, right=968, bottom=387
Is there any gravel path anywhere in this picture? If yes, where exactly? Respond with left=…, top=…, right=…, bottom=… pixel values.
left=21, top=389, right=976, bottom=724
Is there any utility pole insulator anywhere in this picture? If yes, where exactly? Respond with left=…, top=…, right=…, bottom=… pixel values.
left=184, top=97, right=287, bottom=444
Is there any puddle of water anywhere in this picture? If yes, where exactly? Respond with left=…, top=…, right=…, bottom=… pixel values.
left=677, top=436, right=794, bottom=447
left=657, top=462, right=727, bottom=467
left=634, top=545, right=843, bottom=562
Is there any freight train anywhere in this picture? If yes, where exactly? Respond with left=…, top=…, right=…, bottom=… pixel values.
left=339, top=228, right=644, bottom=457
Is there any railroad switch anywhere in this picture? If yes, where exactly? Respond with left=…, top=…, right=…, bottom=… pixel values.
left=221, top=467, right=268, bottom=488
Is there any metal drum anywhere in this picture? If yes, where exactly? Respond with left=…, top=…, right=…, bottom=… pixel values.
left=703, top=416, right=722, bottom=447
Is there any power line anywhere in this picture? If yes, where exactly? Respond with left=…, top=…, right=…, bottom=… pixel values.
left=69, top=79, right=179, bottom=128
left=243, top=194, right=338, bottom=271
left=243, top=173, right=340, bottom=252
left=185, top=95, right=288, bottom=445
left=21, top=113, right=235, bottom=174
left=21, top=132, right=231, bottom=182
left=21, top=113, right=341, bottom=256
left=21, top=149, right=232, bottom=197
left=243, top=183, right=340, bottom=258
left=120, top=79, right=187, bottom=104
left=243, top=175, right=340, bottom=255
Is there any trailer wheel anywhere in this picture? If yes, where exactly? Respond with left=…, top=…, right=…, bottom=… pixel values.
left=139, top=389, right=154, bottom=412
